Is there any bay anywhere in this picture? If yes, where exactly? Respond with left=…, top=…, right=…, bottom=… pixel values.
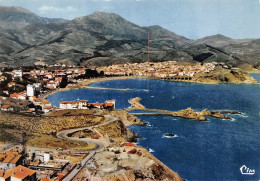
left=48, top=75, right=260, bottom=180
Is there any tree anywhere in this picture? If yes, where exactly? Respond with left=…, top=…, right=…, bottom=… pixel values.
left=60, top=76, right=68, bottom=88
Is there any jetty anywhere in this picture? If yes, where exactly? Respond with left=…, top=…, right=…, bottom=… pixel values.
left=127, top=97, right=241, bottom=122
left=85, top=86, right=134, bottom=91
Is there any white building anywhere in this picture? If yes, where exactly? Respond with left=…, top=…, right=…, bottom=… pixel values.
left=26, top=85, right=35, bottom=97
left=13, top=70, right=23, bottom=78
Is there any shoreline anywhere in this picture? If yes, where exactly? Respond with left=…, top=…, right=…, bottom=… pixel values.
left=43, top=73, right=260, bottom=100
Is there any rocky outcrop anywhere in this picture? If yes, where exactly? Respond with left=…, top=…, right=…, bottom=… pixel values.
left=172, top=108, right=208, bottom=121
left=193, top=67, right=258, bottom=84
left=127, top=97, right=240, bottom=121
left=171, top=108, right=239, bottom=121
left=111, top=110, right=145, bottom=126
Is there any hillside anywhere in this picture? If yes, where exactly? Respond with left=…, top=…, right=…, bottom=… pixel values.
left=0, top=6, right=259, bottom=68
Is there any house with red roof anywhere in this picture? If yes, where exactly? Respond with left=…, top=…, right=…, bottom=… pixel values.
left=7, top=82, right=16, bottom=87
left=46, top=81, right=58, bottom=89
left=3, top=165, right=36, bottom=181
left=0, top=153, right=23, bottom=170
left=0, top=76, right=7, bottom=82
left=43, top=106, right=53, bottom=113
left=1, top=105, right=13, bottom=111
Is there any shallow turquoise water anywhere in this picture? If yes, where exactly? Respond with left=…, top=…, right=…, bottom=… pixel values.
left=48, top=75, right=260, bottom=180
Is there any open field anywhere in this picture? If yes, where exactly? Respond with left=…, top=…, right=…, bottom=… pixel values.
left=27, top=134, right=96, bottom=150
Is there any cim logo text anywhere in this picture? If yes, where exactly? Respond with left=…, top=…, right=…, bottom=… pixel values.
left=240, top=165, right=255, bottom=175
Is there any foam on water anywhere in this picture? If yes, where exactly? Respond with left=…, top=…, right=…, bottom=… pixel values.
left=149, top=148, right=155, bottom=153
left=162, top=134, right=178, bottom=139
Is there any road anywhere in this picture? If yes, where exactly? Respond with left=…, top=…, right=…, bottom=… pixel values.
left=62, top=151, right=96, bottom=181
left=56, top=113, right=118, bottom=180
left=1, top=112, right=118, bottom=180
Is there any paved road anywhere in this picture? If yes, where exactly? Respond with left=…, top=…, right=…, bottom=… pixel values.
left=62, top=151, right=95, bottom=181
left=56, top=113, right=118, bottom=180
left=57, top=114, right=117, bottom=152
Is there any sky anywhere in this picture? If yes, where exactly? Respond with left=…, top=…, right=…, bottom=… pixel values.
left=0, top=0, right=260, bottom=40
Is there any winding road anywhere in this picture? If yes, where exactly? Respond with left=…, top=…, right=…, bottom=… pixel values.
left=56, top=113, right=118, bottom=181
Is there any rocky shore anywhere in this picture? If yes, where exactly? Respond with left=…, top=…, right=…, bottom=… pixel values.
left=192, top=67, right=258, bottom=84
left=0, top=109, right=184, bottom=180
left=72, top=110, right=184, bottom=181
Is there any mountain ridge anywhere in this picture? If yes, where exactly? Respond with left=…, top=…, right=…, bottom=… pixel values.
left=0, top=6, right=259, bottom=68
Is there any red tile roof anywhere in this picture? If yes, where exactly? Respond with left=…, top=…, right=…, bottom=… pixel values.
left=4, top=165, right=36, bottom=180
left=0, top=170, right=4, bottom=177
left=1, top=105, right=10, bottom=109
left=41, top=99, right=50, bottom=104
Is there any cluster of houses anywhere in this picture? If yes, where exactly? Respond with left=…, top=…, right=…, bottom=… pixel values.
left=0, top=148, right=33, bottom=181
left=1, top=67, right=86, bottom=91
left=0, top=85, right=53, bottom=114
left=0, top=67, right=91, bottom=114
left=0, top=165, right=36, bottom=181
left=60, top=100, right=116, bottom=110
left=0, top=147, right=74, bottom=181
left=98, top=61, right=216, bottom=78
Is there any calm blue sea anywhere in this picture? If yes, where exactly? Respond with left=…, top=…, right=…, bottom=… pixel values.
left=48, top=74, right=260, bottom=180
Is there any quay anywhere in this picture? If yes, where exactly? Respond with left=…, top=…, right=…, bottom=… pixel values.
left=132, top=112, right=170, bottom=116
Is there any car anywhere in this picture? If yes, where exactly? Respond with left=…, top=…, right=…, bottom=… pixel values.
left=56, top=148, right=63, bottom=151
left=76, top=163, right=81, bottom=169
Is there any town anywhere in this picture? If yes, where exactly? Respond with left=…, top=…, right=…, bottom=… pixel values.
left=0, top=63, right=108, bottom=114
left=97, top=61, right=216, bottom=79
left=0, top=61, right=217, bottom=114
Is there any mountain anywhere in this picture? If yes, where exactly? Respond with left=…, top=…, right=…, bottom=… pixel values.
left=0, top=6, right=64, bottom=29
left=0, top=6, right=259, bottom=68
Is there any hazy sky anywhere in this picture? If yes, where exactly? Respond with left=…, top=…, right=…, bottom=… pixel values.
left=0, top=0, right=260, bottom=39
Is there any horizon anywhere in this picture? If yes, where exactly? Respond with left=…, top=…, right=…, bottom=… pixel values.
left=0, top=0, right=260, bottom=40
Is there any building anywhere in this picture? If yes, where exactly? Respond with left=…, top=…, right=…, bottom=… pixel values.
left=26, top=85, right=35, bottom=97
left=60, top=100, right=115, bottom=110
left=60, top=101, right=79, bottom=109
left=7, top=82, right=16, bottom=88
left=0, top=153, right=23, bottom=170
left=13, top=70, right=23, bottom=78
left=78, top=100, right=88, bottom=109
left=32, top=83, right=42, bottom=93
left=10, top=91, right=27, bottom=100
left=1, top=105, right=13, bottom=111
left=3, top=90, right=9, bottom=95
left=3, top=165, right=36, bottom=181
left=41, top=100, right=51, bottom=107
left=42, top=106, right=53, bottom=113
left=87, top=103, right=104, bottom=109
left=104, top=100, right=116, bottom=110
left=60, top=100, right=88, bottom=109
left=0, top=76, right=7, bottom=82
left=46, top=82, right=58, bottom=89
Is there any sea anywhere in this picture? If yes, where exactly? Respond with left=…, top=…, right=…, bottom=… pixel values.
left=47, top=74, right=260, bottom=180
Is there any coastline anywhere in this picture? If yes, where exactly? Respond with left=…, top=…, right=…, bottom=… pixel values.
left=43, top=76, right=140, bottom=99
left=11, top=74, right=259, bottom=180
left=44, top=72, right=259, bottom=100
